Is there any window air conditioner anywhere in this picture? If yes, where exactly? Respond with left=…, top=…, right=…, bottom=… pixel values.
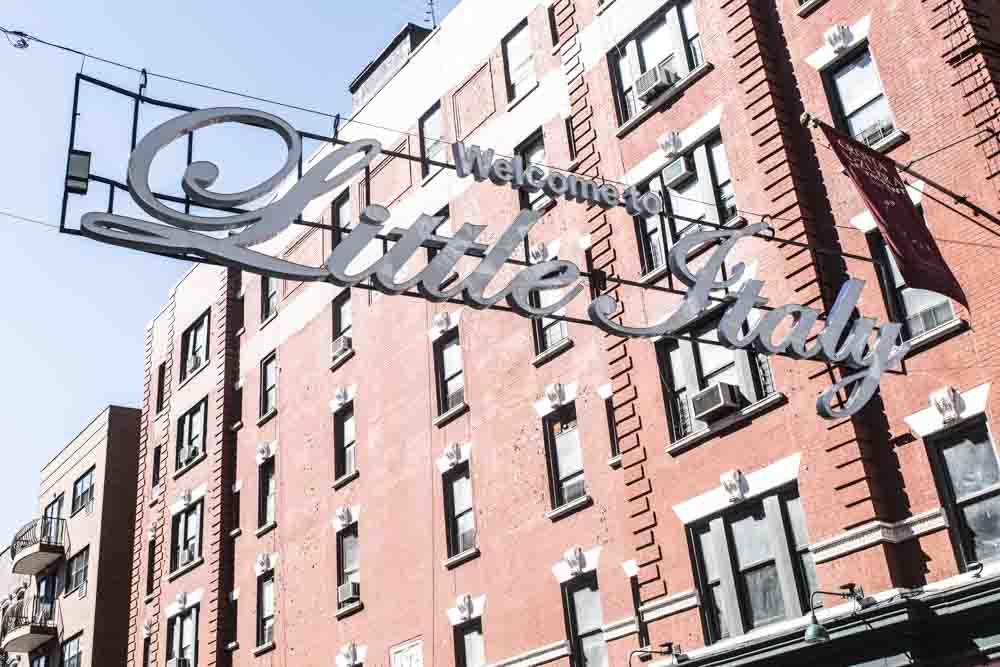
left=856, top=119, right=895, bottom=148
left=332, top=335, right=353, bottom=358
left=188, top=355, right=202, bottom=372
left=636, top=58, right=680, bottom=104
left=458, top=529, right=476, bottom=553
left=563, top=478, right=587, bottom=503
left=262, top=624, right=274, bottom=646
left=661, top=155, right=695, bottom=189
left=447, top=388, right=465, bottom=410
left=180, top=545, right=197, bottom=566
left=691, top=382, right=741, bottom=422
left=338, top=581, right=361, bottom=605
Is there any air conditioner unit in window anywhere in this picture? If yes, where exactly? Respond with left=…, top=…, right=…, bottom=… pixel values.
left=563, top=478, right=587, bottom=503
left=179, top=545, right=197, bottom=566
left=691, top=382, right=741, bottom=422
left=636, top=58, right=680, bottom=104
left=338, top=581, right=361, bottom=605
left=446, top=388, right=465, bottom=411
left=261, top=624, right=274, bottom=646
left=458, top=529, right=476, bottom=553
left=856, top=119, right=895, bottom=148
left=661, top=155, right=695, bottom=189
left=332, top=335, right=353, bottom=359
left=187, top=446, right=201, bottom=463
left=188, top=355, right=202, bottom=372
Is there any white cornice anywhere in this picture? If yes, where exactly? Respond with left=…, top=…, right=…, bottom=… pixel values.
left=810, top=508, right=948, bottom=564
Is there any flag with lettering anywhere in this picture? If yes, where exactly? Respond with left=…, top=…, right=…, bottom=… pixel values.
left=821, top=124, right=968, bottom=309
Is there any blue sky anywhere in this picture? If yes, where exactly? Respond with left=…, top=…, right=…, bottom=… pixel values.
left=0, top=0, right=459, bottom=542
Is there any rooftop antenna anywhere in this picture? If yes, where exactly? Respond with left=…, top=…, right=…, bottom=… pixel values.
left=425, top=0, right=438, bottom=29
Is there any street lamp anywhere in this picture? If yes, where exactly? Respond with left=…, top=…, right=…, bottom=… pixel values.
left=629, top=643, right=688, bottom=665
left=803, top=583, right=876, bottom=645
left=66, top=150, right=92, bottom=195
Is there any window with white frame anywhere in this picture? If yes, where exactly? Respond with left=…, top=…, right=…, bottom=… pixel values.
left=258, top=458, right=276, bottom=528
left=419, top=102, right=445, bottom=178
left=515, top=130, right=552, bottom=212
left=61, top=635, right=81, bottom=667
left=562, top=572, right=608, bottom=667
left=825, top=45, right=896, bottom=148
left=502, top=20, right=536, bottom=101
left=167, top=605, right=198, bottom=666
left=544, top=404, right=587, bottom=507
left=634, top=137, right=737, bottom=278
left=180, top=311, right=209, bottom=380
left=333, top=289, right=353, bottom=350
left=530, top=281, right=570, bottom=355
left=609, top=0, right=703, bottom=124
left=454, top=619, right=485, bottom=667
left=177, top=398, right=207, bottom=470
left=66, top=546, right=89, bottom=594
left=690, top=487, right=817, bottom=644
left=444, top=462, right=476, bottom=557
left=927, top=420, right=1000, bottom=568
left=656, top=318, right=775, bottom=441
left=434, top=328, right=465, bottom=415
left=868, top=227, right=956, bottom=340
left=392, top=639, right=424, bottom=667
left=334, top=402, right=357, bottom=480
left=332, top=191, right=352, bottom=248
left=146, top=536, right=156, bottom=595
left=260, top=352, right=278, bottom=417
left=171, top=501, right=203, bottom=572
left=337, top=524, right=361, bottom=609
left=71, top=467, right=95, bottom=514
left=257, top=571, right=275, bottom=647
left=261, top=276, right=278, bottom=321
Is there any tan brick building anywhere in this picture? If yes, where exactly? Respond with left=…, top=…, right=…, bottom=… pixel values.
left=2, top=405, right=140, bottom=667
left=126, top=0, right=1000, bottom=665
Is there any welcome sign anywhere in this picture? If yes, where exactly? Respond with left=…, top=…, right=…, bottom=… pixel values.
left=78, top=107, right=910, bottom=420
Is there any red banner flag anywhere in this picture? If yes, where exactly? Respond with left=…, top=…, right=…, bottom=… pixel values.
left=821, top=124, right=968, bottom=309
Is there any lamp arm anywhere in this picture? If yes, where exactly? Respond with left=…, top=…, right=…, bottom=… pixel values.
left=629, top=648, right=676, bottom=666
left=809, top=589, right=853, bottom=612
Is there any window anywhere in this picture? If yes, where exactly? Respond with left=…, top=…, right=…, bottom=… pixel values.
left=71, top=467, right=95, bottom=514
left=419, top=102, right=445, bottom=178
left=610, top=1, right=703, bottom=123
left=177, top=399, right=207, bottom=469
left=634, top=137, right=737, bottom=277
left=563, top=573, right=607, bottom=667
left=261, top=276, right=278, bottom=321
left=31, top=656, right=49, bottom=667
left=502, top=20, right=536, bottom=101
left=869, top=230, right=955, bottom=340
left=826, top=46, right=895, bottom=147
left=229, top=597, right=238, bottom=646
left=444, top=462, right=476, bottom=557
left=434, top=329, right=465, bottom=415
left=146, top=536, right=156, bottom=596
left=152, top=445, right=163, bottom=488
left=167, top=606, right=198, bottom=666
left=66, top=546, right=89, bottom=594
left=334, top=403, right=357, bottom=480
left=156, top=361, right=167, bottom=412
left=455, top=619, right=486, bottom=667
left=61, top=635, right=81, bottom=667
left=259, top=458, right=276, bottom=528
left=605, top=398, right=620, bottom=459
left=171, top=501, right=202, bottom=572
left=391, top=640, right=423, bottom=667
left=260, top=353, right=277, bottom=417
left=544, top=404, right=586, bottom=507
left=43, top=494, right=63, bottom=544
left=143, top=636, right=151, bottom=667
left=515, top=131, right=552, bottom=212
left=257, top=572, right=275, bottom=647
left=37, top=574, right=56, bottom=621
left=333, top=290, right=353, bottom=343
left=530, top=281, right=569, bottom=354
left=180, top=312, right=209, bottom=381
left=928, top=420, right=1000, bottom=568
left=337, top=525, right=360, bottom=608
left=690, top=488, right=816, bottom=643
left=232, top=487, right=241, bottom=532
left=332, top=191, right=353, bottom=248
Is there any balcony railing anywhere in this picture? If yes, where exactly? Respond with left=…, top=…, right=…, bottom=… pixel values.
left=1, top=595, right=57, bottom=653
left=10, top=517, right=66, bottom=575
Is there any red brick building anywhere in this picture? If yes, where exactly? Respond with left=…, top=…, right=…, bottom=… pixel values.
left=126, top=0, right=1000, bottom=665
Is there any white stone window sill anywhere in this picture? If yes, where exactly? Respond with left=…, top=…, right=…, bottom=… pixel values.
left=906, top=318, right=967, bottom=355
left=665, top=392, right=787, bottom=457
left=330, top=348, right=355, bottom=372
left=259, top=311, right=278, bottom=330
left=336, top=600, right=364, bottom=620
left=230, top=420, right=243, bottom=432
left=173, top=453, right=207, bottom=480
left=225, top=641, right=239, bottom=653
left=796, top=0, right=829, bottom=17
left=149, top=485, right=164, bottom=507
left=177, top=360, right=209, bottom=391
left=255, top=521, right=277, bottom=538
left=870, top=129, right=909, bottom=154
left=257, top=409, right=278, bottom=427
left=545, top=494, right=593, bottom=522
left=229, top=527, right=242, bottom=539
left=616, top=63, right=714, bottom=138
left=333, top=470, right=360, bottom=490
left=596, top=0, right=618, bottom=16
left=532, top=337, right=574, bottom=367
left=167, top=556, right=204, bottom=582
left=640, top=265, right=670, bottom=285
left=421, top=164, right=446, bottom=187
left=253, top=641, right=276, bottom=657
left=506, top=82, right=540, bottom=113
left=443, top=547, right=481, bottom=570
left=434, top=401, right=470, bottom=428
left=608, top=454, right=623, bottom=469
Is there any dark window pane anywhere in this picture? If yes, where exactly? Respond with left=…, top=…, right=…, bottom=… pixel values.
left=708, top=583, right=729, bottom=639
left=571, top=584, right=603, bottom=634
left=730, top=505, right=772, bottom=568
left=696, top=527, right=718, bottom=581
left=962, top=495, right=1000, bottom=562
left=942, top=428, right=1000, bottom=500
left=799, top=551, right=819, bottom=600
left=740, top=563, right=784, bottom=628
left=785, top=494, right=810, bottom=548
left=462, top=624, right=486, bottom=667
left=580, top=633, right=609, bottom=667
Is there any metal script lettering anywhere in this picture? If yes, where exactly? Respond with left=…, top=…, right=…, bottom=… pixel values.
left=78, top=107, right=910, bottom=420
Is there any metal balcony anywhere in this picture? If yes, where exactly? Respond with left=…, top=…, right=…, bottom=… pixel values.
left=1, top=595, right=57, bottom=653
left=10, top=517, right=66, bottom=575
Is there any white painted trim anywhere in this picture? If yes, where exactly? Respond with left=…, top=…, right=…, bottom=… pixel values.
left=329, top=384, right=359, bottom=413
left=577, top=234, right=593, bottom=251
left=255, top=440, right=277, bottom=466
left=436, top=441, right=473, bottom=474
left=336, top=643, right=368, bottom=667
left=622, top=105, right=723, bottom=188
left=232, top=480, right=242, bottom=493
left=446, top=593, right=487, bottom=626
left=639, top=589, right=699, bottom=623
left=672, top=454, right=801, bottom=523
left=805, top=15, right=873, bottom=70
left=848, top=180, right=925, bottom=232
left=533, top=381, right=580, bottom=417
left=166, top=588, right=203, bottom=618
left=811, top=507, right=948, bottom=563
left=429, top=309, right=464, bottom=341
left=622, top=559, right=640, bottom=578
left=551, top=545, right=602, bottom=583
left=904, top=382, right=991, bottom=438
left=230, top=588, right=240, bottom=601
left=254, top=552, right=279, bottom=576
left=597, top=383, right=614, bottom=400
left=333, top=504, right=361, bottom=531
left=486, top=640, right=570, bottom=667
left=602, top=615, right=638, bottom=641
left=170, top=484, right=208, bottom=516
